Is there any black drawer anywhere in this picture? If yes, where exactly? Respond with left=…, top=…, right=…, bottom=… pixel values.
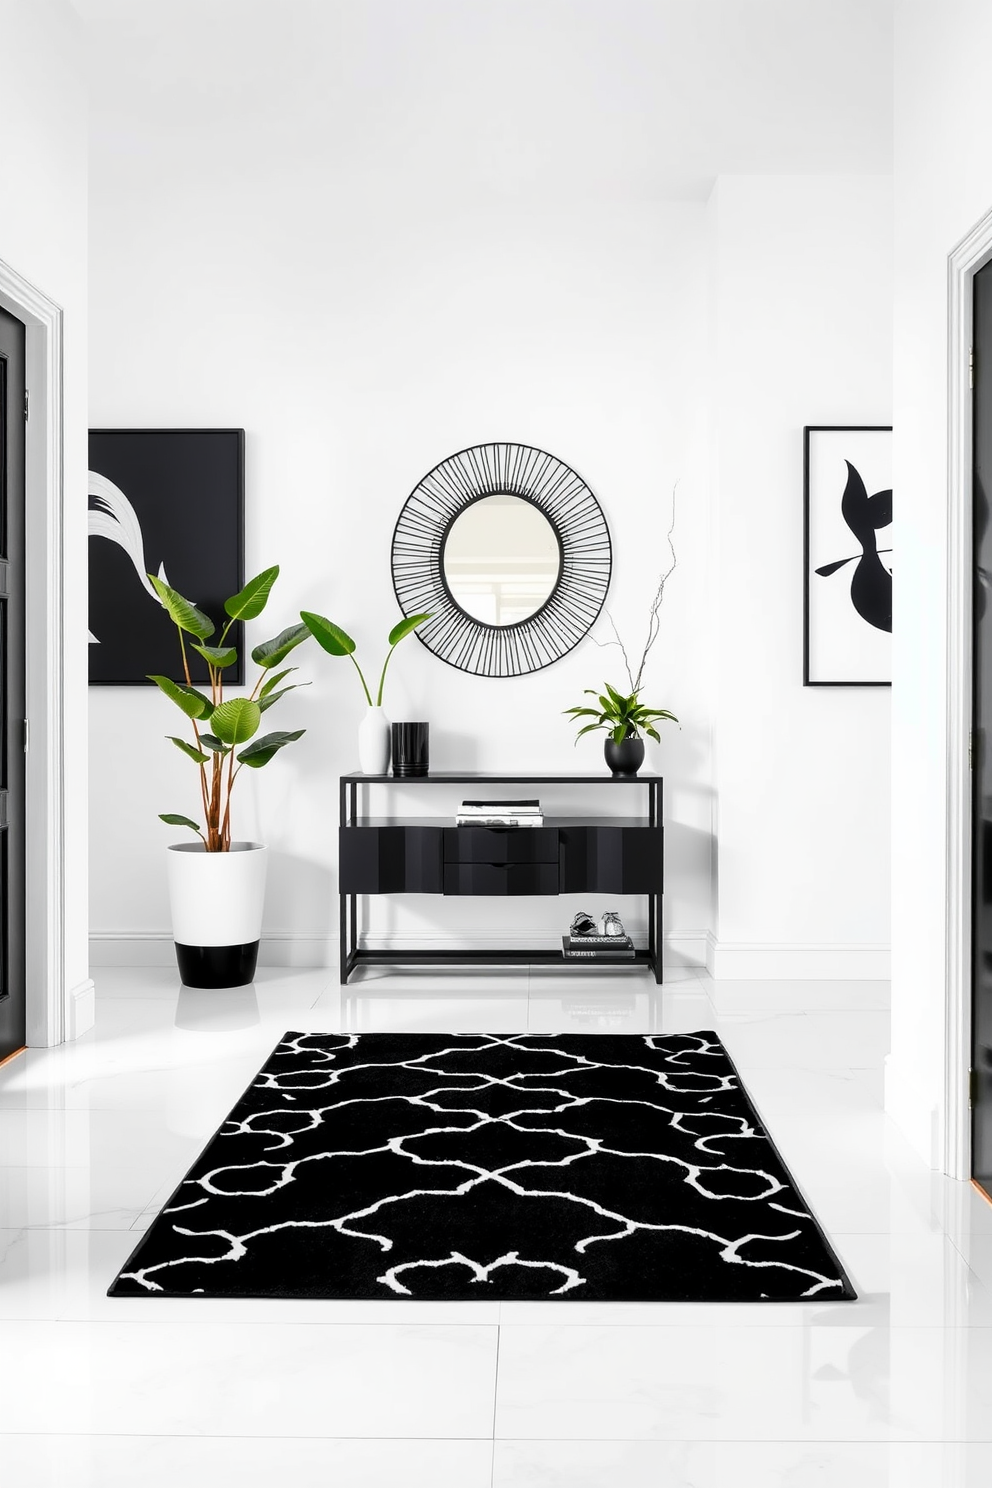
left=443, top=861, right=559, bottom=896
left=559, top=824, right=664, bottom=895
left=339, top=826, right=443, bottom=894
left=443, top=826, right=560, bottom=865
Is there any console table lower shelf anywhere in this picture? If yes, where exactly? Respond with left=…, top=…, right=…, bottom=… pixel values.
left=337, top=773, right=664, bottom=985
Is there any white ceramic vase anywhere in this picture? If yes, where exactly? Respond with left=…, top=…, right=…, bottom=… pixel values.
left=358, top=705, right=391, bottom=775
left=166, top=841, right=268, bottom=988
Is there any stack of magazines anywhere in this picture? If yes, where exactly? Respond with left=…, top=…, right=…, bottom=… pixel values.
left=455, top=798, right=544, bottom=827
left=561, top=930, right=636, bottom=961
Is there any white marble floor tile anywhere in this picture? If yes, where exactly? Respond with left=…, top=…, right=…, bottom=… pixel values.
left=698, top=975, right=891, bottom=1013
left=0, top=1434, right=495, bottom=1487
left=492, top=1440, right=992, bottom=1487
left=716, top=1009, right=890, bottom=1071
left=0, top=1106, right=205, bottom=1168
left=0, top=1165, right=168, bottom=1230
left=526, top=979, right=713, bottom=1035
left=330, top=972, right=531, bottom=1033
left=0, top=1320, right=498, bottom=1438
left=494, top=1323, right=992, bottom=1441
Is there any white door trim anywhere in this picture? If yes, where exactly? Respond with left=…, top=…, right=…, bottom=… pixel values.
left=0, top=257, right=65, bottom=1047
left=946, top=208, right=992, bottom=1178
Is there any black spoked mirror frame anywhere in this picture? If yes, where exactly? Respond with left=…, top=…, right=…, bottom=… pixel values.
left=391, top=442, right=612, bottom=677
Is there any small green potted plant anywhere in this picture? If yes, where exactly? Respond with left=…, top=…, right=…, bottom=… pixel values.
left=300, top=609, right=430, bottom=773
left=565, top=685, right=678, bottom=777
left=149, top=565, right=310, bottom=987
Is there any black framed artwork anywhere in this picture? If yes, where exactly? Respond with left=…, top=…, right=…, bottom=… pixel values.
left=88, top=429, right=245, bottom=686
left=803, top=425, right=892, bottom=687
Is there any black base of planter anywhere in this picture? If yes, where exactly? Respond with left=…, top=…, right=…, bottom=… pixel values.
left=175, top=942, right=260, bottom=989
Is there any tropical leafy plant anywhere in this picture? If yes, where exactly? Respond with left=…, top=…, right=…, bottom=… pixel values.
left=299, top=610, right=431, bottom=705
left=150, top=565, right=310, bottom=851
left=564, top=684, right=678, bottom=746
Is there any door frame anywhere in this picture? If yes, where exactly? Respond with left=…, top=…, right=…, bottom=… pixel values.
left=0, top=257, right=66, bottom=1047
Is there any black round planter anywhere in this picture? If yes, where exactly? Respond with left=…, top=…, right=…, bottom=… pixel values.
left=604, top=735, right=645, bottom=778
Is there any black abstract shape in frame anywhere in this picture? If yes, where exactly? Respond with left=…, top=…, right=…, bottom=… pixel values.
left=814, top=460, right=892, bottom=634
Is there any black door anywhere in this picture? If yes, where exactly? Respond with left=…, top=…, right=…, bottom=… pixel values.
left=0, top=306, right=26, bottom=1063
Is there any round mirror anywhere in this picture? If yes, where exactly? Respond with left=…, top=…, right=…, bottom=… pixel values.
left=441, top=494, right=561, bottom=626
left=392, top=442, right=612, bottom=678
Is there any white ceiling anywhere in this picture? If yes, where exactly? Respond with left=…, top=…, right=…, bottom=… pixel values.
left=76, top=0, right=892, bottom=198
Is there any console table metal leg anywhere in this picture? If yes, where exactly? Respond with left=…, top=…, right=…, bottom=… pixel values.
left=339, top=891, right=349, bottom=984
left=652, top=891, right=664, bottom=984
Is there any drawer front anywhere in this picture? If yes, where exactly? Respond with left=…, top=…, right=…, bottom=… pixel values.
left=558, top=825, right=664, bottom=895
left=443, top=826, right=560, bottom=865
left=339, top=826, right=443, bottom=894
left=443, top=861, right=560, bottom=896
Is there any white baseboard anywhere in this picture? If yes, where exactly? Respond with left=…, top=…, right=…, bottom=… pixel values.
left=884, top=1053, right=940, bottom=1168
left=67, top=978, right=95, bottom=1039
left=91, top=930, right=888, bottom=979
left=705, top=933, right=890, bottom=980
left=89, top=929, right=710, bottom=970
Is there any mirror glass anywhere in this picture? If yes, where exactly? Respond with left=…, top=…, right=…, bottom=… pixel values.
left=442, top=494, right=561, bottom=626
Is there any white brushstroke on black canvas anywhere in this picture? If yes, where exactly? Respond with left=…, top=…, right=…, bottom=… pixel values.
left=87, top=470, right=169, bottom=645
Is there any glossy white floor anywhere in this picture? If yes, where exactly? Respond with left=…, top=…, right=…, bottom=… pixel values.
left=2, top=963, right=992, bottom=1486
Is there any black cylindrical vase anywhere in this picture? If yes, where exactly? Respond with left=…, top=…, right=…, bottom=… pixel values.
left=604, top=735, right=645, bottom=779
left=391, top=721, right=430, bottom=778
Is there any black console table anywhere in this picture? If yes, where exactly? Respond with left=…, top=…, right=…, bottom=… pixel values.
left=338, top=772, right=663, bottom=984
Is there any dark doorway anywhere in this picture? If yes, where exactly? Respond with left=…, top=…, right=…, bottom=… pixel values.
left=0, top=305, right=26, bottom=1063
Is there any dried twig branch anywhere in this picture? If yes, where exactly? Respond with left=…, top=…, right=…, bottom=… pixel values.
left=591, top=483, right=678, bottom=694
left=632, top=482, right=678, bottom=691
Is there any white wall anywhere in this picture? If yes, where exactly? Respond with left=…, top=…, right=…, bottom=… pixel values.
left=0, top=0, right=90, bottom=1034
left=87, top=189, right=714, bottom=961
left=82, top=0, right=893, bottom=973
left=885, top=0, right=992, bottom=1164
left=708, top=176, right=893, bottom=977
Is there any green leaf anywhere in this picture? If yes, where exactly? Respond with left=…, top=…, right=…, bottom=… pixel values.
left=224, top=565, right=280, bottom=622
left=158, top=813, right=203, bottom=835
left=387, top=612, right=431, bottom=646
left=199, top=733, right=230, bottom=754
left=147, top=675, right=213, bottom=720
left=259, top=666, right=297, bottom=698
left=299, top=612, right=356, bottom=656
left=605, top=683, right=630, bottom=710
left=251, top=623, right=311, bottom=669
left=191, top=643, right=238, bottom=669
left=210, top=698, right=261, bottom=745
left=148, top=575, right=215, bottom=640
left=168, top=735, right=210, bottom=765
left=643, top=725, right=661, bottom=743
left=573, top=722, right=604, bottom=741
left=258, top=682, right=310, bottom=713
left=237, top=728, right=306, bottom=768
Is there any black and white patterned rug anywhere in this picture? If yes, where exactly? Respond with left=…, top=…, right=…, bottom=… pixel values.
left=109, top=1031, right=855, bottom=1302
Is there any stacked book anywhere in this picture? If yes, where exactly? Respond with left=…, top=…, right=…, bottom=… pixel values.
left=455, top=798, right=544, bottom=827
left=561, top=931, right=636, bottom=962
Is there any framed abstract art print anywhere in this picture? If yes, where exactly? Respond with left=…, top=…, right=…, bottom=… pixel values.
left=88, top=428, right=245, bottom=686
left=803, top=425, right=892, bottom=687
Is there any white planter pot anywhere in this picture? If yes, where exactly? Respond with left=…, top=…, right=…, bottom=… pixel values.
left=166, top=841, right=268, bottom=988
left=358, top=705, right=391, bottom=774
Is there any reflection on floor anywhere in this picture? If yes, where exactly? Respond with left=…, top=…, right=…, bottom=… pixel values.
left=1, top=963, right=992, bottom=1486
